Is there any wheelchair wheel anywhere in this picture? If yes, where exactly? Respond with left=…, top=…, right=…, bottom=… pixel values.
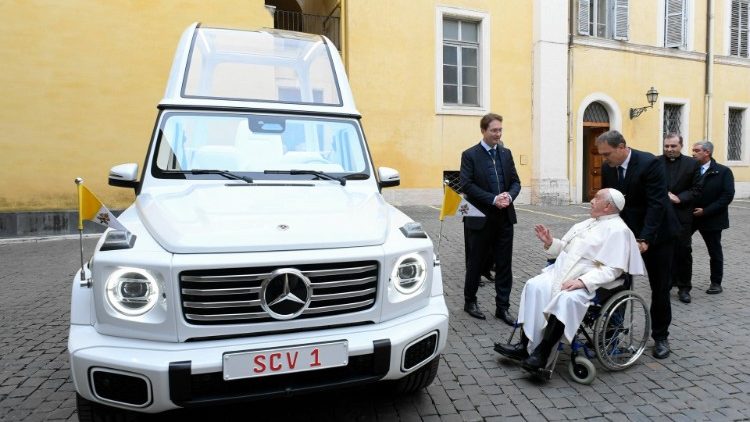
left=593, top=290, right=650, bottom=371
left=568, top=356, right=596, bottom=385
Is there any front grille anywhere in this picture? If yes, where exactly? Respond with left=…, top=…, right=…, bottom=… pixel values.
left=180, top=261, right=378, bottom=325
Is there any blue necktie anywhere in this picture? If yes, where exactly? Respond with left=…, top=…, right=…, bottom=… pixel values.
left=489, top=148, right=497, bottom=161
left=617, top=166, right=625, bottom=189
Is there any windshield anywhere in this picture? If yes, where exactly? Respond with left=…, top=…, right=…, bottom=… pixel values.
left=183, top=28, right=341, bottom=106
left=152, top=112, right=369, bottom=180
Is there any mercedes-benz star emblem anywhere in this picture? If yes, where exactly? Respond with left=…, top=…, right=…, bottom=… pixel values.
left=260, top=269, right=312, bottom=320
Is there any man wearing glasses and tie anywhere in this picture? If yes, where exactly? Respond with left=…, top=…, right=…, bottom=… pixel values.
left=595, top=130, right=680, bottom=360
left=459, top=113, right=521, bottom=323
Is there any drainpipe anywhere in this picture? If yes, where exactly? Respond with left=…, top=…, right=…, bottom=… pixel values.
left=568, top=0, right=575, bottom=202
left=704, top=0, right=714, bottom=141
left=340, top=0, right=348, bottom=70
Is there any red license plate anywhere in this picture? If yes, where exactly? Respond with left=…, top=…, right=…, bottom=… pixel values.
left=223, top=341, right=348, bottom=381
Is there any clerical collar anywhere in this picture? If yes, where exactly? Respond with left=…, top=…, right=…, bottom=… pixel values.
left=667, top=154, right=682, bottom=162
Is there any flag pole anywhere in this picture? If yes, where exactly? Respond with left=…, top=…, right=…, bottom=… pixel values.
left=437, top=180, right=449, bottom=256
left=75, top=177, right=85, bottom=281
left=437, top=220, right=445, bottom=256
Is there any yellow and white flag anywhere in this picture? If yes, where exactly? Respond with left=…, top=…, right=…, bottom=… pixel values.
left=456, top=197, right=484, bottom=218
left=439, top=185, right=484, bottom=220
left=77, top=182, right=128, bottom=232
left=439, top=186, right=462, bottom=220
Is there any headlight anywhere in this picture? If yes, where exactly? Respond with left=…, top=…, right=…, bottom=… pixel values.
left=105, top=268, right=159, bottom=316
left=391, top=253, right=427, bottom=294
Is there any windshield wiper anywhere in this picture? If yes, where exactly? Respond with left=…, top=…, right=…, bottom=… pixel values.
left=190, top=169, right=253, bottom=183
left=265, top=169, right=346, bottom=186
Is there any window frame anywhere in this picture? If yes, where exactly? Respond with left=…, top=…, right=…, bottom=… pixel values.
left=657, top=0, right=694, bottom=50
left=726, top=0, right=750, bottom=57
left=658, top=98, right=690, bottom=152
left=577, top=0, right=629, bottom=41
left=435, top=7, right=490, bottom=115
left=725, top=102, right=750, bottom=165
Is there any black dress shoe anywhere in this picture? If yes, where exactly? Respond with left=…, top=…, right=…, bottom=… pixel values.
left=521, top=351, right=546, bottom=372
left=464, top=302, right=486, bottom=320
left=493, top=342, right=529, bottom=360
left=678, top=290, right=691, bottom=303
left=495, top=308, right=515, bottom=326
left=481, top=271, right=495, bottom=282
left=706, top=283, right=723, bottom=294
left=653, top=339, right=670, bottom=359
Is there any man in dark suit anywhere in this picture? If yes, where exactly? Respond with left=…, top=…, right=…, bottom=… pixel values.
left=596, top=130, right=680, bottom=359
left=460, top=113, right=521, bottom=323
left=657, top=133, right=702, bottom=303
left=691, top=140, right=735, bottom=295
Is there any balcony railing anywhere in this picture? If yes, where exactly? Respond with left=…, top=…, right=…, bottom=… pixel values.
left=274, top=10, right=341, bottom=50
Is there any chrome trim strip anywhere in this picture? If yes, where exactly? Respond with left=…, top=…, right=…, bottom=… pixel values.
left=311, top=276, right=376, bottom=288
left=182, top=273, right=271, bottom=282
left=302, top=265, right=377, bottom=277
left=305, top=299, right=374, bottom=313
left=181, top=287, right=260, bottom=296
left=183, top=299, right=261, bottom=308
left=185, top=311, right=267, bottom=321
left=311, top=287, right=376, bottom=301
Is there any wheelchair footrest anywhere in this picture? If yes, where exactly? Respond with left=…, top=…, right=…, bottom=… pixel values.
left=522, top=366, right=552, bottom=380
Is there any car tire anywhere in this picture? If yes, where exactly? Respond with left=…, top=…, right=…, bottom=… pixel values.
left=76, top=393, right=141, bottom=422
left=391, top=356, right=440, bottom=394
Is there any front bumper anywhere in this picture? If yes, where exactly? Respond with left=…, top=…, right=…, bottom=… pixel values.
left=69, top=295, right=448, bottom=413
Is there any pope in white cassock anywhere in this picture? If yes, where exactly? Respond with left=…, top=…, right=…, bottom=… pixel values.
left=494, top=188, right=645, bottom=374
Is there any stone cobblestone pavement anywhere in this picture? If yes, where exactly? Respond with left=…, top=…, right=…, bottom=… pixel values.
left=1, top=201, right=749, bottom=421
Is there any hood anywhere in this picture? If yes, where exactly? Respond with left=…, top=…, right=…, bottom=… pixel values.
left=136, top=184, right=389, bottom=253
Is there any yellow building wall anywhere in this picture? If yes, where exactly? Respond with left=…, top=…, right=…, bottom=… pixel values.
left=572, top=47, right=750, bottom=186
left=344, top=0, right=534, bottom=190
left=619, top=0, right=709, bottom=52
left=0, top=0, right=271, bottom=211
left=711, top=63, right=750, bottom=181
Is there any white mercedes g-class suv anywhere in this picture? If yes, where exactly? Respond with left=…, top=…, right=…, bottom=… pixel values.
left=68, top=23, right=448, bottom=418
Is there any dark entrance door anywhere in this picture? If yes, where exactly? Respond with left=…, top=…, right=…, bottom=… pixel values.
left=581, top=102, right=610, bottom=202
left=583, top=125, right=608, bottom=201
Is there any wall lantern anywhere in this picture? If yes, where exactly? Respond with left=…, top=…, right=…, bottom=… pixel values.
left=629, top=87, right=659, bottom=119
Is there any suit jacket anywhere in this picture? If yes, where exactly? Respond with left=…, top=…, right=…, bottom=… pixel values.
left=601, top=148, right=680, bottom=246
left=657, top=154, right=702, bottom=225
left=459, top=143, right=521, bottom=230
left=693, top=158, right=735, bottom=231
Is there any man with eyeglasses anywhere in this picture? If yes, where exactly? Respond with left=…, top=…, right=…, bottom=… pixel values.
left=459, top=113, right=521, bottom=323
left=690, top=141, right=735, bottom=295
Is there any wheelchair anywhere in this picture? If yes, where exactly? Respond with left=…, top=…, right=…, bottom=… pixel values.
left=507, top=273, right=651, bottom=385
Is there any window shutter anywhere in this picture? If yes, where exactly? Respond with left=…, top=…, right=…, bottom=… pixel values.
left=739, top=0, right=749, bottom=57
left=665, top=0, right=685, bottom=48
left=731, top=1, right=739, bottom=55
left=613, top=0, right=629, bottom=40
left=578, top=0, right=591, bottom=35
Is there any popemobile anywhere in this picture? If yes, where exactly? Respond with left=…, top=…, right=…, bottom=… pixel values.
left=68, top=23, right=448, bottom=419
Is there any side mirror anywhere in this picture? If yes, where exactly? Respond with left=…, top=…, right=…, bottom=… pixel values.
left=109, top=163, right=139, bottom=189
left=378, top=167, right=400, bottom=188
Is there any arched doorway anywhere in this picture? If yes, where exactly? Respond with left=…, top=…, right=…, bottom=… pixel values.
left=582, top=102, right=610, bottom=201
